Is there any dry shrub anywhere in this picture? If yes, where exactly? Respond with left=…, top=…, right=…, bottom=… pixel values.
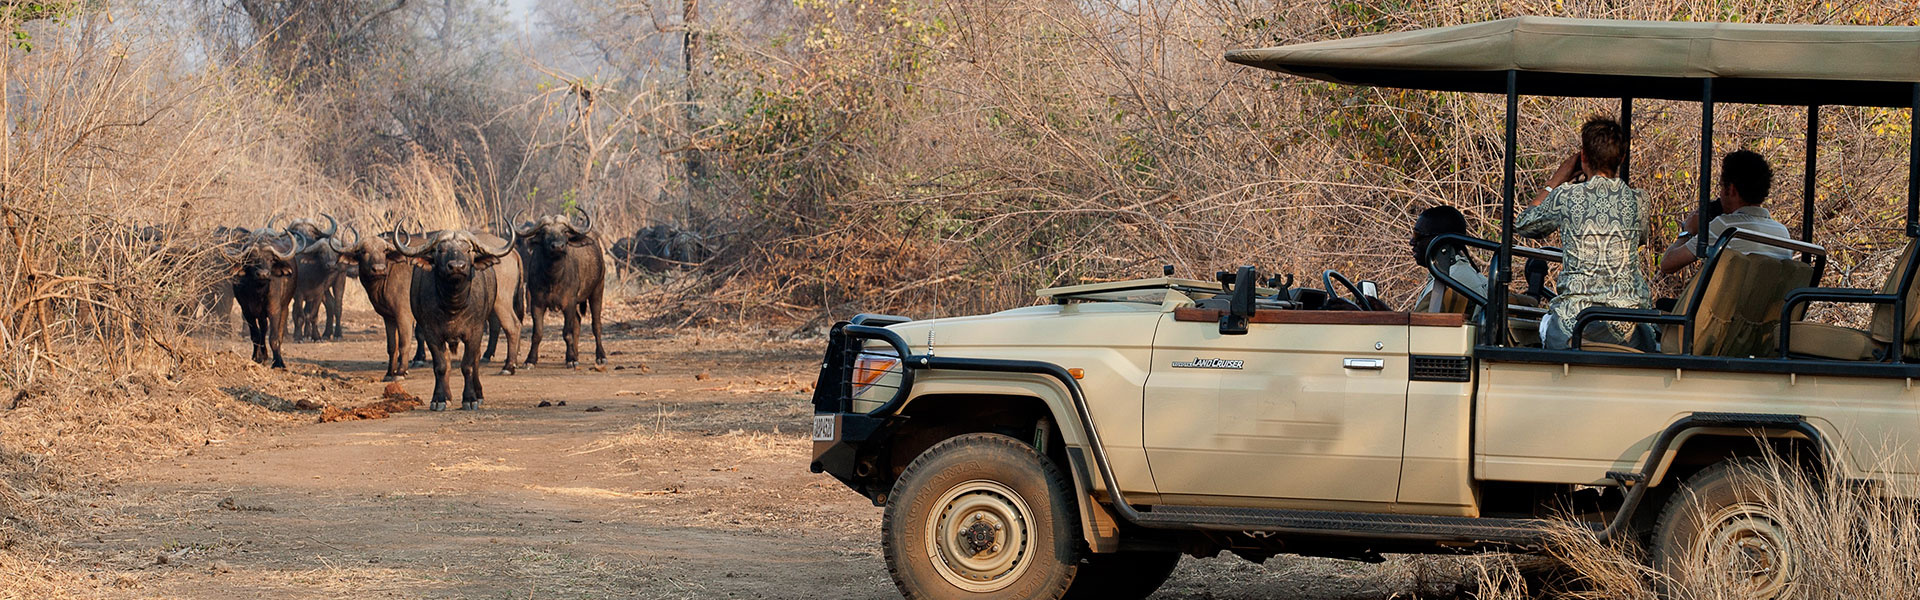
left=646, top=0, right=1920, bottom=323
left=1466, top=450, right=1920, bottom=599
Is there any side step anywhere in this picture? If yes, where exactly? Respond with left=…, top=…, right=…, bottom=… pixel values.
left=1134, top=505, right=1595, bottom=546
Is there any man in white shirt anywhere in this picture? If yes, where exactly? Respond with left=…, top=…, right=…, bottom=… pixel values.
left=1659, top=150, right=1794, bottom=275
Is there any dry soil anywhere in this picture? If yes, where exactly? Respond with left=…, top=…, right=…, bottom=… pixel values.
left=49, top=312, right=1457, bottom=599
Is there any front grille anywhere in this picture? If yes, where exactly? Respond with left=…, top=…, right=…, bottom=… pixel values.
left=1410, top=355, right=1473, bottom=382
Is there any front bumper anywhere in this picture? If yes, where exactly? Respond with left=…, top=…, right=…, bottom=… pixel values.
left=806, top=317, right=915, bottom=502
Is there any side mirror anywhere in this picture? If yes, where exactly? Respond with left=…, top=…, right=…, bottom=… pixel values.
left=1220, top=266, right=1256, bottom=336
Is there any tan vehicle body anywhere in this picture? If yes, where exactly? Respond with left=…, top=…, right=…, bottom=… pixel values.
left=847, top=281, right=1920, bottom=546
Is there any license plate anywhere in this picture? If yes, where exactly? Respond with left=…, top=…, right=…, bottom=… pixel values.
left=812, top=414, right=837, bottom=442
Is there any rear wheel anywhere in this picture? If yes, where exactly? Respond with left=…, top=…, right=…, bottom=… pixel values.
left=1062, top=551, right=1180, bottom=600
left=1651, top=459, right=1803, bottom=599
left=883, top=433, right=1081, bottom=600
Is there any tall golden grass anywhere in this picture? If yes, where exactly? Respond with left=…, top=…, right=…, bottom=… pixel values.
left=1462, top=450, right=1920, bottom=599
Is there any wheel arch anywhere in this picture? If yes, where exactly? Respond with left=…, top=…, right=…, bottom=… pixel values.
left=891, top=379, right=1120, bottom=553
left=1649, top=426, right=1834, bottom=489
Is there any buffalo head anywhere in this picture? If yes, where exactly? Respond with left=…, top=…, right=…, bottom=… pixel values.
left=394, top=227, right=517, bottom=283
left=512, top=206, right=594, bottom=255
left=223, top=223, right=302, bottom=280
left=284, top=214, right=339, bottom=243
left=334, top=226, right=407, bottom=278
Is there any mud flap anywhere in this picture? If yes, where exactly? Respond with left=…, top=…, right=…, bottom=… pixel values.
left=1067, top=446, right=1120, bottom=553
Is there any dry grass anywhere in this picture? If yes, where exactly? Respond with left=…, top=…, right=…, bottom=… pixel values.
left=1461, top=451, right=1920, bottom=599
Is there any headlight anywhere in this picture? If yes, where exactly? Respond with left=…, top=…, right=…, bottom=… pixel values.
left=851, top=346, right=901, bottom=398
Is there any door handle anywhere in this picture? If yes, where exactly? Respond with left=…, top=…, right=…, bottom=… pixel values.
left=1343, top=358, right=1385, bottom=370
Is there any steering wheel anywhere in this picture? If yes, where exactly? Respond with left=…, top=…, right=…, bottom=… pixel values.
left=1323, top=269, right=1372, bottom=311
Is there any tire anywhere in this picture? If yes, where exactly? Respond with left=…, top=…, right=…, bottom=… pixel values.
left=1062, top=551, right=1180, bottom=600
left=883, top=433, right=1082, bottom=600
left=1650, top=459, right=1803, bottom=599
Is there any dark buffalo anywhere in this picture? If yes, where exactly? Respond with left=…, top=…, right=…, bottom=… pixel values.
left=286, top=215, right=347, bottom=341
left=608, top=234, right=642, bottom=279
left=198, top=226, right=241, bottom=333
left=613, top=223, right=712, bottom=277
left=397, top=229, right=526, bottom=371
left=333, top=227, right=421, bottom=381
left=514, top=208, right=606, bottom=368
left=394, top=228, right=520, bottom=410
left=222, top=223, right=304, bottom=369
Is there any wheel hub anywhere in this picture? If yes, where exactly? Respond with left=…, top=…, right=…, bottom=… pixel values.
left=1698, top=502, right=1795, bottom=598
left=959, top=518, right=1001, bottom=555
left=925, top=479, right=1034, bottom=593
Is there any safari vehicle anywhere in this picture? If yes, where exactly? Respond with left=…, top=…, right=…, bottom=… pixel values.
left=809, top=17, right=1920, bottom=600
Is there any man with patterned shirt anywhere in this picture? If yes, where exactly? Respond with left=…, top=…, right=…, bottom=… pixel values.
left=1516, top=116, right=1655, bottom=350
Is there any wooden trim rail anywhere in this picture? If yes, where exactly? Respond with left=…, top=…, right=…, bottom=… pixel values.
left=1172, top=308, right=1466, bottom=328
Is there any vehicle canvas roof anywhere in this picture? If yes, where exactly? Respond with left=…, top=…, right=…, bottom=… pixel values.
left=1226, top=17, right=1920, bottom=107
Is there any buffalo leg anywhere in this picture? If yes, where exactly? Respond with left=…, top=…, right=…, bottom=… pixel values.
left=326, top=278, right=345, bottom=340
left=426, top=336, right=451, bottom=411
left=395, top=313, right=414, bottom=379
left=381, top=314, right=406, bottom=381
left=494, top=298, right=520, bottom=376
left=247, top=315, right=268, bottom=364
left=562, top=303, right=581, bottom=369
left=482, top=316, right=500, bottom=364
left=525, top=305, right=545, bottom=367
left=410, top=322, right=429, bottom=368
left=268, top=311, right=288, bottom=370
left=589, top=287, right=606, bottom=365
left=460, top=334, right=483, bottom=410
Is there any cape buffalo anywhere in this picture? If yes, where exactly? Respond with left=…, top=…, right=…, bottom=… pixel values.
left=286, top=215, right=347, bottom=341
left=223, top=222, right=304, bottom=369
left=394, top=228, right=522, bottom=410
left=333, top=227, right=420, bottom=381
left=395, top=229, right=526, bottom=371
left=514, top=208, right=606, bottom=368
left=612, top=223, right=713, bottom=277
left=609, top=234, right=641, bottom=279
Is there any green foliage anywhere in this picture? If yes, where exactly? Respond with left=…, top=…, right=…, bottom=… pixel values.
left=4, top=1, right=84, bottom=51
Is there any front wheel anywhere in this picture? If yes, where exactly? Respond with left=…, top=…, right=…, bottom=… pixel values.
left=883, top=433, right=1082, bottom=600
left=1651, top=459, right=1804, bottom=599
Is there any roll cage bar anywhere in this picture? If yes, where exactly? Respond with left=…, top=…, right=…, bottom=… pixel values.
left=1263, top=19, right=1920, bottom=371
left=1466, top=78, right=1917, bottom=362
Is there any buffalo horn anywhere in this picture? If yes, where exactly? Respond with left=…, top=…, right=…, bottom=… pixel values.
left=321, top=213, right=339, bottom=238
left=392, top=222, right=430, bottom=257
left=474, top=230, right=518, bottom=258
left=328, top=225, right=361, bottom=253
left=567, top=205, right=592, bottom=234
left=511, top=209, right=536, bottom=237
left=266, top=231, right=298, bottom=260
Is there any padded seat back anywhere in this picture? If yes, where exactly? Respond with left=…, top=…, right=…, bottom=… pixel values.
left=1867, top=241, right=1920, bottom=353
left=1662, top=247, right=1815, bottom=357
left=1688, top=249, right=1757, bottom=356
left=1716, top=254, right=1815, bottom=357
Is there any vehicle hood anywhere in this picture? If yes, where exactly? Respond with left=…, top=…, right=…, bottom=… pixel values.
left=881, top=302, right=1164, bottom=356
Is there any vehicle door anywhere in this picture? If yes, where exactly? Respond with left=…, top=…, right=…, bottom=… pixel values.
left=1142, top=309, right=1410, bottom=506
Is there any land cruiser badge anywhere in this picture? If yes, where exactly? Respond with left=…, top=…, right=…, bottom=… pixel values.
left=1172, top=357, right=1243, bottom=370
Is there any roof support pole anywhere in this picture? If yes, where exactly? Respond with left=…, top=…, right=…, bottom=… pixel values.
left=1899, top=84, right=1919, bottom=364
left=1697, top=79, right=1715, bottom=258
left=1909, top=83, right=1918, bottom=238
left=1492, top=70, right=1518, bottom=347
left=1803, top=106, right=1819, bottom=251
left=1619, top=97, right=1634, bottom=185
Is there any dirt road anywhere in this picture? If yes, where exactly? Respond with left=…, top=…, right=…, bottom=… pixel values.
left=54, top=320, right=1440, bottom=599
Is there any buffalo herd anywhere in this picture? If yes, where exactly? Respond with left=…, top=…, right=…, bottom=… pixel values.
left=190, top=209, right=711, bottom=411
